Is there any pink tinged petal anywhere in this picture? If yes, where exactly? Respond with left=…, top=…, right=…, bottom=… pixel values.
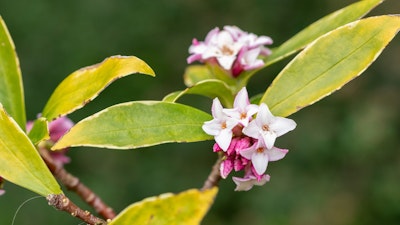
left=251, top=151, right=269, bottom=175
left=267, top=147, right=289, bottom=162
left=202, top=120, right=222, bottom=136
left=234, top=136, right=253, bottom=152
left=253, top=35, right=273, bottom=46
left=234, top=158, right=245, bottom=171
left=205, top=27, right=220, bottom=43
left=49, top=116, right=74, bottom=141
left=232, top=174, right=270, bottom=191
left=213, top=143, right=222, bottom=152
left=256, top=103, right=275, bottom=125
left=220, top=159, right=233, bottom=179
left=242, top=121, right=260, bottom=139
left=232, top=176, right=255, bottom=191
left=269, top=117, right=297, bottom=137
left=0, top=189, right=5, bottom=196
left=239, top=143, right=257, bottom=160
left=187, top=54, right=202, bottom=64
left=233, top=87, right=250, bottom=109
left=215, top=129, right=233, bottom=151
left=217, top=55, right=237, bottom=70
left=211, top=98, right=224, bottom=118
left=260, top=130, right=277, bottom=150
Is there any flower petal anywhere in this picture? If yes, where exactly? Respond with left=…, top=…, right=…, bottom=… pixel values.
left=267, top=147, right=289, bottom=161
left=270, top=117, right=297, bottom=137
left=220, top=159, right=233, bottom=179
left=251, top=151, right=269, bottom=175
left=215, top=129, right=232, bottom=151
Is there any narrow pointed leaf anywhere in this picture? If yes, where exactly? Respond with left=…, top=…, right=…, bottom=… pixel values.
left=265, top=0, right=383, bottom=67
left=0, top=16, right=26, bottom=128
left=52, top=101, right=213, bottom=150
left=109, top=188, right=218, bottom=225
left=261, top=15, right=400, bottom=117
left=27, top=117, right=49, bottom=145
left=163, top=79, right=234, bottom=107
left=0, top=105, right=61, bottom=196
left=42, top=56, right=155, bottom=121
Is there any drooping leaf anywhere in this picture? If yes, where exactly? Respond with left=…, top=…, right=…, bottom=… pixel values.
left=27, top=117, right=49, bottom=145
left=0, top=105, right=61, bottom=196
left=0, top=16, right=26, bottom=128
left=109, top=188, right=218, bottom=225
left=261, top=15, right=400, bottom=117
left=42, top=56, right=155, bottom=121
left=264, top=0, right=383, bottom=67
left=52, top=101, right=213, bottom=150
left=163, top=79, right=234, bottom=107
left=184, top=65, right=214, bottom=87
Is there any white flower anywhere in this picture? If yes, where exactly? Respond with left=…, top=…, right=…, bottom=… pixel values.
left=202, top=98, right=238, bottom=151
left=242, top=103, right=296, bottom=149
left=240, top=139, right=288, bottom=175
left=223, top=87, right=259, bottom=127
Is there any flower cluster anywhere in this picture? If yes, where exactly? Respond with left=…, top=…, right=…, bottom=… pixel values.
left=27, top=116, right=74, bottom=166
left=187, top=26, right=273, bottom=77
left=202, top=88, right=296, bottom=191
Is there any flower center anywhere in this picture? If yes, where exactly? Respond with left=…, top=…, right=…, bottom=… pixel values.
left=221, top=45, right=234, bottom=56
left=262, top=124, right=270, bottom=131
left=256, top=147, right=265, bottom=153
left=221, top=121, right=227, bottom=129
left=240, top=112, right=247, bottom=120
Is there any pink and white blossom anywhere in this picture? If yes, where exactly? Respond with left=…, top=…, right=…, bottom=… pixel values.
left=187, top=25, right=273, bottom=77
left=242, top=103, right=296, bottom=149
left=240, top=139, right=288, bottom=176
left=232, top=167, right=270, bottom=191
left=202, top=98, right=238, bottom=151
left=223, top=87, right=259, bottom=127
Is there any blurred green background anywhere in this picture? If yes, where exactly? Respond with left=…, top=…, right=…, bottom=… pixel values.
left=0, top=0, right=399, bottom=224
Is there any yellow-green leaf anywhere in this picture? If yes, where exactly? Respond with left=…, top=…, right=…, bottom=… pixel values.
left=0, top=105, right=61, bottom=196
left=27, top=117, right=49, bottom=145
left=183, top=65, right=214, bottom=87
left=52, top=101, right=213, bottom=150
left=163, top=79, right=234, bottom=108
left=109, top=188, right=218, bottom=225
left=261, top=15, right=400, bottom=117
left=0, top=16, right=26, bottom=128
left=42, top=55, right=155, bottom=121
left=265, top=0, right=383, bottom=67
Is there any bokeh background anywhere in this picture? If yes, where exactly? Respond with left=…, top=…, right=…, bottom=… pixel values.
left=0, top=0, right=399, bottom=224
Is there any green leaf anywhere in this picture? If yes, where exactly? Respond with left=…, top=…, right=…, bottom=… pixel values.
left=27, top=117, right=49, bottom=145
left=261, top=15, right=400, bottom=117
left=0, top=105, right=61, bottom=196
left=109, top=188, right=218, bottom=225
left=52, top=101, right=213, bottom=150
left=183, top=65, right=214, bottom=87
left=265, top=0, right=383, bottom=67
left=0, top=16, right=26, bottom=128
left=42, top=55, right=155, bottom=121
left=163, top=79, right=234, bottom=107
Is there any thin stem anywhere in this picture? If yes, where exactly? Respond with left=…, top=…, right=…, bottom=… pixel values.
left=47, top=194, right=107, bottom=225
left=201, top=156, right=223, bottom=190
left=39, top=148, right=116, bottom=220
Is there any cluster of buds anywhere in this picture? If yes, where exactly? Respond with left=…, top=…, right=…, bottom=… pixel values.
left=202, top=88, right=296, bottom=191
left=187, top=25, right=273, bottom=77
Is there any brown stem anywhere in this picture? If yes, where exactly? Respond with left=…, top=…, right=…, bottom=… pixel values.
left=201, top=156, right=223, bottom=190
left=47, top=194, right=107, bottom=225
left=39, top=148, right=116, bottom=220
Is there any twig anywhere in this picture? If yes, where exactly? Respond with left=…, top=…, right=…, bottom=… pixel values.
left=47, top=194, right=107, bottom=225
left=39, top=148, right=116, bottom=220
left=201, top=156, right=223, bottom=190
